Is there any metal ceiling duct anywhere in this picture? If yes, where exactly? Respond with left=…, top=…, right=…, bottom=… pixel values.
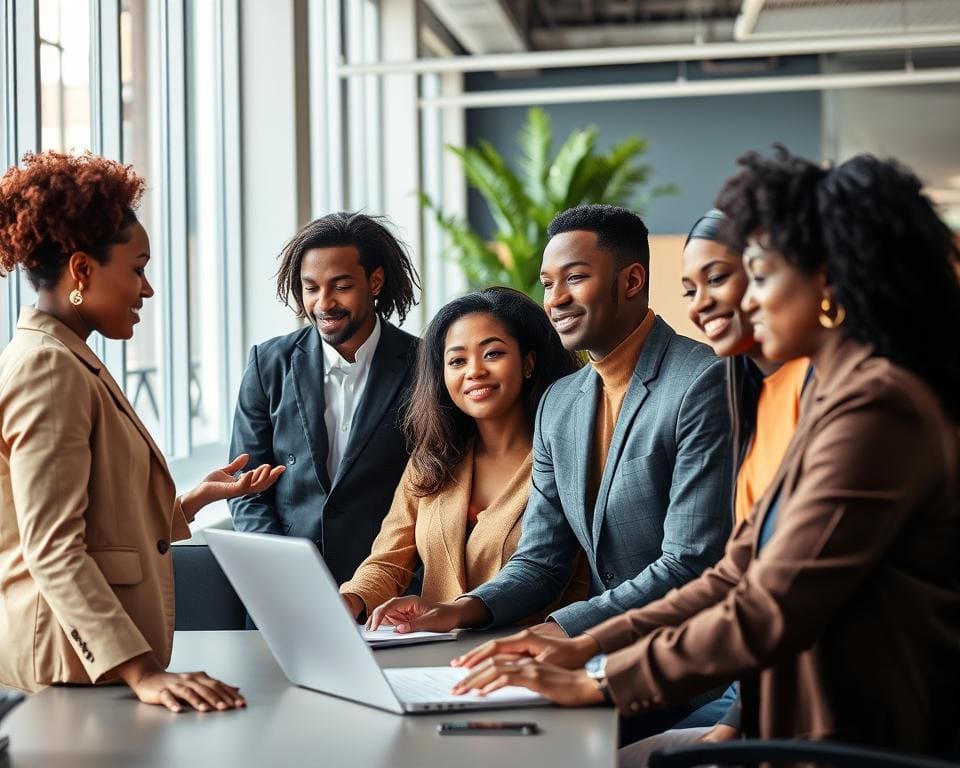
left=736, top=0, right=960, bottom=40
left=422, top=0, right=528, bottom=54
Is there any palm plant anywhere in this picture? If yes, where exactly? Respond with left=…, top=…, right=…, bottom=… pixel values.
left=421, top=107, right=676, bottom=301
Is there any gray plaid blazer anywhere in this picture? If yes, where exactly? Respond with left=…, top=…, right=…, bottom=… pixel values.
left=470, top=316, right=733, bottom=636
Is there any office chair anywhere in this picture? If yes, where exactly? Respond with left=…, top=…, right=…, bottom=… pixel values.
left=172, top=543, right=247, bottom=630
left=649, top=738, right=960, bottom=768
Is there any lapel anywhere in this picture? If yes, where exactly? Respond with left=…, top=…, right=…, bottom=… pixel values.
left=434, top=442, right=473, bottom=592
left=749, top=334, right=873, bottom=552
left=332, top=321, right=409, bottom=488
left=591, top=317, right=670, bottom=545
left=290, top=328, right=331, bottom=491
left=17, top=307, right=171, bottom=476
left=573, top=368, right=601, bottom=546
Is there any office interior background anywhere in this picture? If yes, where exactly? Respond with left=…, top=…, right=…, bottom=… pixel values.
left=2, top=0, right=959, bottom=533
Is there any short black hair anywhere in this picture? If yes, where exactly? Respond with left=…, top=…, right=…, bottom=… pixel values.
left=276, top=211, right=420, bottom=323
left=716, top=145, right=960, bottom=420
left=547, top=204, right=650, bottom=273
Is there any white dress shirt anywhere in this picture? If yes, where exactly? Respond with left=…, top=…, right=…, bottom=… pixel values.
left=321, top=316, right=381, bottom=481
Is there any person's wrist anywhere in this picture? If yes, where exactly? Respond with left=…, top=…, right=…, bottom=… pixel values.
left=180, top=486, right=207, bottom=518
left=344, top=593, right=366, bottom=621
left=574, top=632, right=602, bottom=660
left=584, top=653, right=612, bottom=705
left=452, top=596, right=491, bottom=628
left=114, top=652, right=161, bottom=688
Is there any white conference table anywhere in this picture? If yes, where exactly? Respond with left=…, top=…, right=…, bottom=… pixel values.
left=2, top=630, right=618, bottom=767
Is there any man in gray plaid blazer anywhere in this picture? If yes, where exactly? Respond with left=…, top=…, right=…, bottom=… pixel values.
left=367, top=205, right=732, bottom=638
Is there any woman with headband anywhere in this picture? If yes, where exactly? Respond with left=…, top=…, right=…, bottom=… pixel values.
left=612, top=210, right=811, bottom=764
left=450, top=148, right=960, bottom=760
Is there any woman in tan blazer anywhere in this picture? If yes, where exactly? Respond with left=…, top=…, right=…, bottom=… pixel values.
left=0, top=151, right=283, bottom=712
left=342, top=287, right=587, bottom=625
left=450, top=150, right=960, bottom=759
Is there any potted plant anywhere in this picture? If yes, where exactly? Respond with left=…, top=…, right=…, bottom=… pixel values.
left=422, top=107, right=676, bottom=301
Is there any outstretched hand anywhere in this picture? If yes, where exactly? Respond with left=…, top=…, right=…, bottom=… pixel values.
left=181, top=454, right=285, bottom=518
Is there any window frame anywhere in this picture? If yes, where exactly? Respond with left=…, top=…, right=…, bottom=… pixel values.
left=1, top=0, right=244, bottom=497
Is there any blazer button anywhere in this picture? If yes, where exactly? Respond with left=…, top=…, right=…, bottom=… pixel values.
left=603, top=571, right=615, bottom=583
left=287, top=454, right=296, bottom=465
left=156, top=539, right=170, bottom=555
left=629, top=702, right=640, bottom=712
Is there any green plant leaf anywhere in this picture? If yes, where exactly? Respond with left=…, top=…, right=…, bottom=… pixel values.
left=420, top=192, right=510, bottom=287
left=418, top=112, right=675, bottom=302
left=517, top=107, right=552, bottom=207
left=546, top=126, right=598, bottom=209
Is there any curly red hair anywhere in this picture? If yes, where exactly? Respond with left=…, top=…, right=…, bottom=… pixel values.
left=0, top=151, right=145, bottom=288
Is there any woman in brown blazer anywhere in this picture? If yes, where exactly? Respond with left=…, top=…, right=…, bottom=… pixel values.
left=342, top=287, right=587, bottom=626
left=0, top=152, right=283, bottom=712
left=451, top=149, right=960, bottom=758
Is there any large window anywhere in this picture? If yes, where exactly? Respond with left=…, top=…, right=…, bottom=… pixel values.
left=1, top=0, right=243, bottom=503
left=39, top=0, right=91, bottom=153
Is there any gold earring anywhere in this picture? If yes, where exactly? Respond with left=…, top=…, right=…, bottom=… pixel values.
left=818, top=297, right=846, bottom=329
left=69, top=283, right=84, bottom=306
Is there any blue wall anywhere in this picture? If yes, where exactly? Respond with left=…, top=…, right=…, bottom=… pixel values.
left=465, top=57, right=822, bottom=235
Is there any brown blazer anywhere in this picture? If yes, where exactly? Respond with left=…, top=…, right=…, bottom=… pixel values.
left=0, top=307, right=192, bottom=693
left=341, top=442, right=588, bottom=618
left=586, top=334, right=960, bottom=755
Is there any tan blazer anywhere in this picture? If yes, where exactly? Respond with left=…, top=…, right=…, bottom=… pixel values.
left=341, top=442, right=588, bottom=619
left=586, top=334, right=960, bottom=756
left=0, top=307, right=192, bottom=693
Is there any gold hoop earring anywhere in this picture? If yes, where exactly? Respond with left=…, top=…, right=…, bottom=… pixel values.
left=69, top=283, right=84, bottom=306
left=819, top=297, right=846, bottom=329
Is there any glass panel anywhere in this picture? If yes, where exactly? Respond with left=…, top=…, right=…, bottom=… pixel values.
left=39, top=0, right=90, bottom=152
left=185, top=0, right=224, bottom=448
left=120, top=0, right=165, bottom=443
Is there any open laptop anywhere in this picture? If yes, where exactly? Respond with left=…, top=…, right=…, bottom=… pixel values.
left=204, top=528, right=549, bottom=714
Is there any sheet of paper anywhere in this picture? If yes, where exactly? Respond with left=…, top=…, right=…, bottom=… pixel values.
left=361, top=626, right=458, bottom=644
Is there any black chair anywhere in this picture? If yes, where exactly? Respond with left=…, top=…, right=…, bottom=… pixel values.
left=172, top=543, right=247, bottom=630
left=649, top=739, right=960, bottom=768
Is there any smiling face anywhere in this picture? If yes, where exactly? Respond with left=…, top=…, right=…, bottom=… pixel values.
left=540, top=230, right=646, bottom=359
left=443, top=312, right=534, bottom=424
left=300, top=245, right=383, bottom=357
left=741, top=236, right=828, bottom=363
left=75, top=221, right=154, bottom=340
left=681, top=238, right=758, bottom=358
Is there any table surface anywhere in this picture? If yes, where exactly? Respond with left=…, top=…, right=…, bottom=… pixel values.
left=2, top=630, right=618, bottom=767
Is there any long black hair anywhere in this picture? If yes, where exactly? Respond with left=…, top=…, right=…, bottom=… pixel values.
left=404, top=287, right=579, bottom=497
left=275, top=211, right=420, bottom=323
left=716, top=146, right=960, bottom=420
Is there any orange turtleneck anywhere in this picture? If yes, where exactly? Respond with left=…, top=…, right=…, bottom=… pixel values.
left=587, top=309, right=656, bottom=508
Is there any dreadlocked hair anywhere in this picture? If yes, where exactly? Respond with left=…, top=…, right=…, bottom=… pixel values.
left=275, top=212, right=420, bottom=323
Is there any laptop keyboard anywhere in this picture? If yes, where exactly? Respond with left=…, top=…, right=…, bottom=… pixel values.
left=383, top=666, right=545, bottom=706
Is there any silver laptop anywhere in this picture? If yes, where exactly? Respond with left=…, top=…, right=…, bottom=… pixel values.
left=203, top=528, right=549, bottom=714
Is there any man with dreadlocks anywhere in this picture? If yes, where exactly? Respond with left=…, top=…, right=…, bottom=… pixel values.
left=229, top=212, right=421, bottom=587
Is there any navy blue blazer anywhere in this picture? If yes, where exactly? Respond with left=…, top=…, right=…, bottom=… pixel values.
left=228, top=320, right=419, bottom=584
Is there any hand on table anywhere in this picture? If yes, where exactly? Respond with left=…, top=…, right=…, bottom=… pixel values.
left=450, top=656, right=604, bottom=706
left=451, top=628, right=600, bottom=671
left=115, top=654, right=245, bottom=713
left=365, top=596, right=461, bottom=633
